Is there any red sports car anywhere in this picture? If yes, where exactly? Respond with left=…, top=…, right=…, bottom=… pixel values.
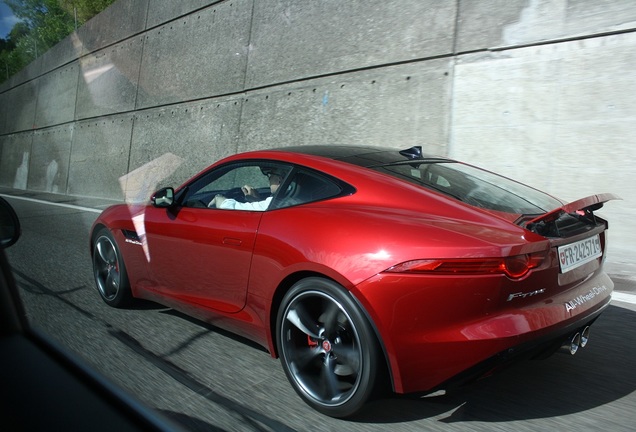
left=90, top=145, right=618, bottom=417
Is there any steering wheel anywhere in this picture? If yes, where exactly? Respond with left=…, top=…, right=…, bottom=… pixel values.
left=225, top=187, right=247, bottom=201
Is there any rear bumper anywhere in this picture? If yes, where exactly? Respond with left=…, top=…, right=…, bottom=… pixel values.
left=354, top=270, right=614, bottom=394
left=429, top=300, right=608, bottom=394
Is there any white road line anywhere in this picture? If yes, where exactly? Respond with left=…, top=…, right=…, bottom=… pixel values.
left=0, top=194, right=103, bottom=214
left=612, top=292, right=636, bottom=305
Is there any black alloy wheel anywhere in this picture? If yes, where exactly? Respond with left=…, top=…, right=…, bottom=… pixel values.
left=92, top=228, right=132, bottom=308
left=277, top=277, right=380, bottom=417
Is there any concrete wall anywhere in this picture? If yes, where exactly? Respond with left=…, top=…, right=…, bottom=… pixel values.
left=0, top=0, right=634, bottom=267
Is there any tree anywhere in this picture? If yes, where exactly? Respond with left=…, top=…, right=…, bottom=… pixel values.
left=58, top=0, right=117, bottom=25
left=0, top=21, right=31, bottom=81
left=1, top=0, right=116, bottom=82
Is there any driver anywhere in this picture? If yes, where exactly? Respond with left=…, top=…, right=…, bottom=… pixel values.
left=209, top=171, right=281, bottom=211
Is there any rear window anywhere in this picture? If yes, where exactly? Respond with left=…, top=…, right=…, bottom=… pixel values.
left=372, top=162, right=562, bottom=215
left=271, top=169, right=346, bottom=209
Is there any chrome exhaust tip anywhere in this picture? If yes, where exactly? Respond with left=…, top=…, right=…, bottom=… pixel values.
left=561, top=332, right=581, bottom=355
left=580, top=326, right=590, bottom=348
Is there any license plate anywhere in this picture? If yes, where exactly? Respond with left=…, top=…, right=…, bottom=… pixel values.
left=558, top=234, right=602, bottom=273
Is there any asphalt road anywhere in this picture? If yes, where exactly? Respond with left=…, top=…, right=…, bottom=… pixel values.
left=3, top=191, right=636, bottom=432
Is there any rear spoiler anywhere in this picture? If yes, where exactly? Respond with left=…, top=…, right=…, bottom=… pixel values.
left=527, top=193, right=621, bottom=226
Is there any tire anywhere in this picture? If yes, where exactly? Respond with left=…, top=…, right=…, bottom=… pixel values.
left=277, top=277, right=380, bottom=417
left=92, top=228, right=132, bottom=308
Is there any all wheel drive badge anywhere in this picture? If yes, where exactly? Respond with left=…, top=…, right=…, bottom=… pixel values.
left=564, top=284, right=608, bottom=312
left=322, top=340, right=332, bottom=352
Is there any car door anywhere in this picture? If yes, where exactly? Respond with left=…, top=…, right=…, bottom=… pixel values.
left=143, top=206, right=261, bottom=313
left=142, top=161, right=291, bottom=313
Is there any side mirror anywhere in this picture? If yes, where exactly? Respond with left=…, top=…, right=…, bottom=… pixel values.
left=151, top=187, right=175, bottom=208
left=0, top=197, right=21, bottom=249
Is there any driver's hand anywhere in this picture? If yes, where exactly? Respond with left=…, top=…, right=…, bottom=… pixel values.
left=208, top=194, right=226, bottom=208
left=241, top=185, right=261, bottom=199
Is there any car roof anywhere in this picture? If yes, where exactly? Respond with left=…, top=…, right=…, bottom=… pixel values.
left=271, top=145, right=453, bottom=168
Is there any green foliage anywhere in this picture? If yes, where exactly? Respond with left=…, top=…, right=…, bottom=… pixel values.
left=1, top=0, right=116, bottom=82
left=59, top=0, right=116, bottom=23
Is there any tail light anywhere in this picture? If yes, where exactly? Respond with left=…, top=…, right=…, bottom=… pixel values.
left=385, top=252, right=546, bottom=279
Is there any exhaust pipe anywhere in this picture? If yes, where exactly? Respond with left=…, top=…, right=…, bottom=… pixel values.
left=580, top=326, right=590, bottom=348
left=561, top=332, right=581, bottom=355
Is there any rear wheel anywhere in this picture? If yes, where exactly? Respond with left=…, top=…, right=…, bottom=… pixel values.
left=277, top=277, right=380, bottom=417
left=92, top=228, right=132, bottom=308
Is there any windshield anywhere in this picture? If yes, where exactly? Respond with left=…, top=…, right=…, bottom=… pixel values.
left=373, top=162, right=563, bottom=215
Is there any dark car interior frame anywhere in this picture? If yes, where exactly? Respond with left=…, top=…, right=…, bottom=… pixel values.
left=0, top=196, right=183, bottom=431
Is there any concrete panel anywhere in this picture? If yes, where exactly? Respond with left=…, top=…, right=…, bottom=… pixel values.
left=75, top=0, right=149, bottom=54
left=457, top=0, right=636, bottom=51
left=67, top=116, right=134, bottom=199
left=450, top=32, right=636, bottom=261
left=34, top=63, right=80, bottom=128
left=555, top=34, right=636, bottom=124
left=40, top=34, right=83, bottom=74
left=0, top=132, right=33, bottom=189
left=136, top=0, right=252, bottom=108
left=146, top=0, right=221, bottom=28
left=76, top=38, right=144, bottom=119
left=0, top=92, right=7, bottom=133
left=1, top=56, right=42, bottom=91
left=3, top=81, right=38, bottom=133
left=28, top=126, right=73, bottom=194
left=0, top=78, right=11, bottom=93
left=246, top=0, right=456, bottom=88
left=127, top=97, right=242, bottom=196
left=239, top=59, right=452, bottom=154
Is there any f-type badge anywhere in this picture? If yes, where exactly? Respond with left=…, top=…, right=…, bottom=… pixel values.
left=507, top=288, right=546, bottom=302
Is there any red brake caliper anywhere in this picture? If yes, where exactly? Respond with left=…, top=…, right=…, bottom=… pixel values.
left=307, top=335, right=319, bottom=348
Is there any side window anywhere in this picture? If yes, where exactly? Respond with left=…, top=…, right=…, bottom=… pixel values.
left=202, top=166, right=270, bottom=194
left=272, top=169, right=343, bottom=209
left=181, top=162, right=291, bottom=210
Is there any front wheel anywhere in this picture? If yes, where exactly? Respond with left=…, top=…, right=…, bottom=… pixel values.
left=92, top=228, right=132, bottom=308
left=277, top=278, right=380, bottom=417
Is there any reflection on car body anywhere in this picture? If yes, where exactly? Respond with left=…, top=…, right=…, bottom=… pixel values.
left=90, top=145, right=619, bottom=417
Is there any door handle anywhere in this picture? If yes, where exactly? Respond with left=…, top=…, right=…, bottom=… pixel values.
left=223, top=237, right=242, bottom=246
